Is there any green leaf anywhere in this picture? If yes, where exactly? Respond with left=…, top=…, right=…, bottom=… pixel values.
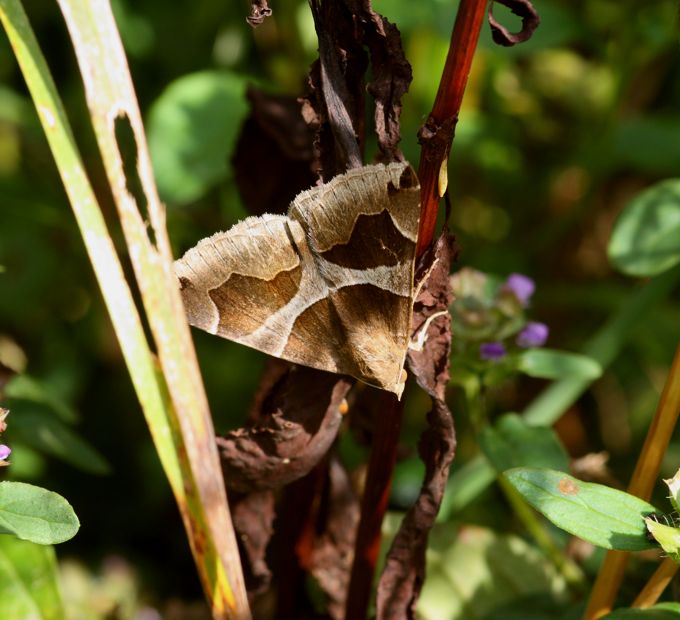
left=0, top=481, right=79, bottom=544
left=518, top=349, right=602, bottom=381
left=505, top=468, right=657, bottom=551
left=480, top=413, right=570, bottom=474
left=602, top=603, right=680, bottom=619
left=5, top=373, right=78, bottom=423
left=9, top=406, right=110, bottom=474
left=147, top=70, right=249, bottom=205
left=0, top=536, right=64, bottom=619
left=417, top=523, right=568, bottom=620
left=608, top=179, right=680, bottom=277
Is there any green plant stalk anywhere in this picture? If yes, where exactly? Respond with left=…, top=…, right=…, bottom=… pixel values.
left=0, top=2, right=179, bottom=487
left=440, top=263, right=680, bottom=520
left=499, top=475, right=585, bottom=592
left=0, top=2, right=249, bottom=618
left=54, top=2, right=249, bottom=616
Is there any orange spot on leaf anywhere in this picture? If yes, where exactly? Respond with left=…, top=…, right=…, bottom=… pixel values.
left=558, top=478, right=579, bottom=496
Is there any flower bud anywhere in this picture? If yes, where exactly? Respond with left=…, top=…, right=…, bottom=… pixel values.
left=480, top=342, right=507, bottom=361
left=517, top=322, right=549, bottom=348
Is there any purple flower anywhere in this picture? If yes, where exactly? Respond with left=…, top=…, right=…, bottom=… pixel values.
left=504, top=273, right=535, bottom=306
left=0, top=444, right=11, bottom=461
left=480, top=342, right=507, bottom=361
left=517, top=322, right=549, bottom=348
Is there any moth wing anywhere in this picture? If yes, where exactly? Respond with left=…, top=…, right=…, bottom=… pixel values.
left=176, top=215, right=305, bottom=349
left=288, top=162, right=420, bottom=396
left=175, top=163, right=420, bottom=397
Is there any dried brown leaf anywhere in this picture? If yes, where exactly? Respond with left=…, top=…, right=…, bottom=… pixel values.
left=345, top=0, right=412, bottom=162
left=309, top=457, right=360, bottom=619
left=246, top=0, right=272, bottom=27
left=376, top=233, right=457, bottom=619
left=302, top=0, right=411, bottom=173
left=488, top=0, right=540, bottom=47
left=231, top=490, right=276, bottom=595
left=218, top=367, right=352, bottom=493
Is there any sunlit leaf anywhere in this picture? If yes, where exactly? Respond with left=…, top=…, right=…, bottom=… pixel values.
left=505, top=468, right=657, bottom=551
left=147, top=70, right=249, bottom=205
left=0, top=481, right=79, bottom=544
left=480, top=413, right=569, bottom=474
left=608, top=179, right=680, bottom=277
left=0, top=536, right=64, bottom=619
left=417, top=524, right=568, bottom=620
left=518, top=349, right=602, bottom=380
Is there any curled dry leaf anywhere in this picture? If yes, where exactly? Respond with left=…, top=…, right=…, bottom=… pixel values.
left=377, top=232, right=457, bottom=619
left=231, top=490, right=276, bottom=595
left=302, top=0, right=412, bottom=175
left=307, top=0, right=366, bottom=173
left=246, top=0, right=272, bottom=27
left=309, top=457, right=361, bottom=620
left=488, top=0, right=540, bottom=47
left=345, top=0, right=413, bottom=162
left=233, top=87, right=317, bottom=216
left=218, top=366, right=353, bottom=493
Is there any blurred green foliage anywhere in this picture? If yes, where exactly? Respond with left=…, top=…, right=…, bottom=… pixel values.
left=0, top=0, right=679, bottom=617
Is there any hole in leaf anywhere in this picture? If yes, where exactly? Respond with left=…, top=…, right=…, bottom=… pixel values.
left=114, top=114, right=156, bottom=247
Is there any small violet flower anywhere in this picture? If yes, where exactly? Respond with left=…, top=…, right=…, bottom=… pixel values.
left=517, top=322, right=549, bottom=348
left=0, top=444, right=11, bottom=461
left=504, top=273, right=535, bottom=307
left=480, top=342, right=507, bottom=361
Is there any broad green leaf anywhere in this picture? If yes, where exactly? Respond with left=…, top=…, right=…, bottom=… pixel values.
left=602, top=603, right=680, bottom=619
left=0, top=536, right=64, bottom=619
left=9, top=406, right=109, bottom=474
left=5, top=373, right=78, bottom=423
left=0, top=481, right=79, bottom=544
left=505, top=468, right=657, bottom=551
left=417, top=524, right=568, bottom=620
left=147, top=70, right=249, bottom=205
left=480, top=413, right=569, bottom=474
left=608, top=179, right=680, bottom=277
left=518, top=349, right=602, bottom=381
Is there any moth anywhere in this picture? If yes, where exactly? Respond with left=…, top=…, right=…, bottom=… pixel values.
left=175, top=162, right=420, bottom=397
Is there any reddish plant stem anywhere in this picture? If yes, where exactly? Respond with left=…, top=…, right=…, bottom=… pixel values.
left=417, top=0, right=489, bottom=256
left=345, top=391, right=404, bottom=620
left=344, top=2, right=488, bottom=618
left=276, top=460, right=327, bottom=619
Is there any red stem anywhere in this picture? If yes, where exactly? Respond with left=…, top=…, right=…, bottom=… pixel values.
left=345, top=391, right=403, bottom=620
left=417, top=0, right=489, bottom=256
left=344, top=1, right=488, bottom=618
